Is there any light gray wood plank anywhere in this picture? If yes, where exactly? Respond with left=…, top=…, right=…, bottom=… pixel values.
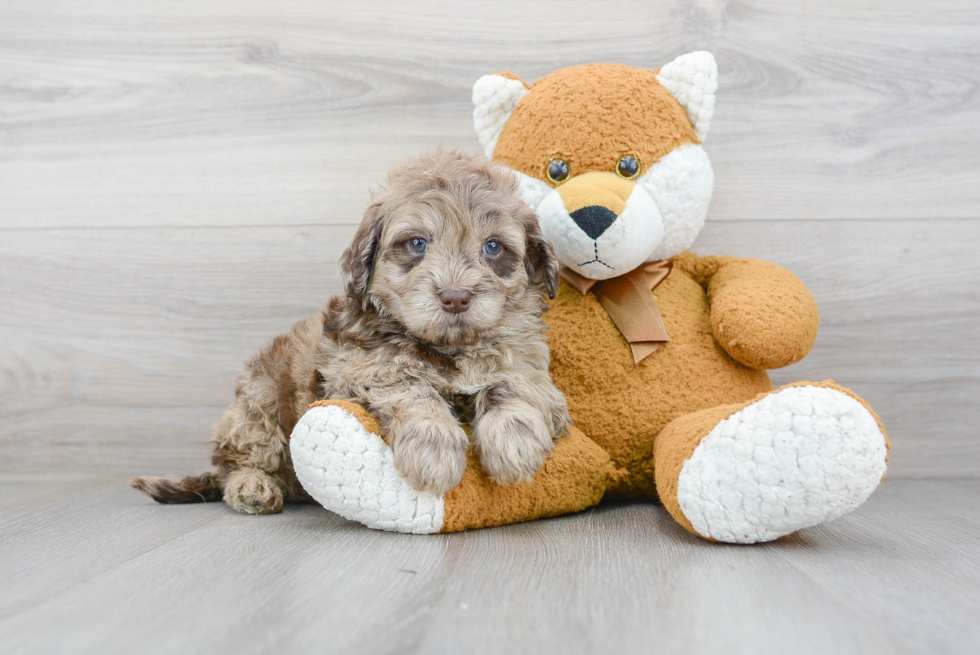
left=0, top=477, right=222, bottom=620
left=0, top=224, right=346, bottom=475
left=0, top=474, right=109, bottom=532
left=1, top=0, right=978, bottom=229
left=771, top=481, right=980, bottom=655
left=697, top=219, right=980, bottom=478
left=3, top=478, right=978, bottom=654
left=1, top=219, right=976, bottom=477
left=882, top=479, right=980, bottom=525
left=1, top=1, right=976, bottom=651
left=414, top=504, right=910, bottom=655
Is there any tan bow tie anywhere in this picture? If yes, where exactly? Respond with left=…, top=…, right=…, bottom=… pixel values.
left=559, top=260, right=673, bottom=365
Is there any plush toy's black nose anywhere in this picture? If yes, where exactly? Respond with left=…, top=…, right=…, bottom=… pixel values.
left=569, top=205, right=618, bottom=240
left=438, top=289, right=473, bottom=313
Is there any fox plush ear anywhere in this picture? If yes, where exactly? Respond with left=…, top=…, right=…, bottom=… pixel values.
left=472, top=73, right=530, bottom=158
left=656, top=51, right=718, bottom=142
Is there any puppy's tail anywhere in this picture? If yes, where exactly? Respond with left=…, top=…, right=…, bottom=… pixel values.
left=129, top=472, right=223, bottom=504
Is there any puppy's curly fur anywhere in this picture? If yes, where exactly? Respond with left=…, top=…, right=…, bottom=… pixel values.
left=131, top=150, right=571, bottom=514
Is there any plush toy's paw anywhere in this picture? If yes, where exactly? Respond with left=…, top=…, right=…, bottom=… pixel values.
left=290, top=404, right=445, bottom=534
left=675, top=385, right=888, bottom=543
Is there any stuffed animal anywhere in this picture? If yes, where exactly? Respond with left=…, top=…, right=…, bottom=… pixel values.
left=289, top=52, right=890, bottom=543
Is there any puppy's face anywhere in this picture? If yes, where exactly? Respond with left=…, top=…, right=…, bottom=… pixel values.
left=341, top=152, right=559, bottom=346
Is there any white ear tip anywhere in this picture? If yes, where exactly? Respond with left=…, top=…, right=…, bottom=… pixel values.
left=687, top=51, right=717, bottom=73
left=472, top=75, right=528, bottom=158
left=471, top=75, right=500, bottom=105
left=665, top=51, right=718, bottom=83
left=657, top=51, right=718, bottom=142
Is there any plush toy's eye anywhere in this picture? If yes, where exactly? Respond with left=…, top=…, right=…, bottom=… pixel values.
left=616, top=154, right=641, bottom=180
left=546, top=158, right=570, bottom=185
left=408, top=237, right=428, bottom=254
left=482, top=240, right=502, bottom=256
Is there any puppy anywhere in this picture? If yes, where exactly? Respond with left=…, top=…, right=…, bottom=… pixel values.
left=131, top=150, right=571, bottom=514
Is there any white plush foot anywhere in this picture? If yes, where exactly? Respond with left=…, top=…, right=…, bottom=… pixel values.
left=289, top=405, right=445, bottom=534
left=676, top=386, right=888, bottom=544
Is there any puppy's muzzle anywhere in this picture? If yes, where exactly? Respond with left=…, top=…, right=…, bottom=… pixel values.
left=438, top=289, right=473, bottom=314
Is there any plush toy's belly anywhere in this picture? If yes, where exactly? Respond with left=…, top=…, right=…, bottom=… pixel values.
left=545, top=274, right=772, bottom=497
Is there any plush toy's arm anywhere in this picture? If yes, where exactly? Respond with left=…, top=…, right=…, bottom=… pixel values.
left=672, top=252, right=820, bottom=369
left=290, top=399, right=622, bottom=534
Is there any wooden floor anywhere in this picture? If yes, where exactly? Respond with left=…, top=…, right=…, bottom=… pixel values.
left=2, top=1, right=980, bottom=653
left=2, top=0, right=979, bottom=480
left=0, top=477, right=977, bottom=655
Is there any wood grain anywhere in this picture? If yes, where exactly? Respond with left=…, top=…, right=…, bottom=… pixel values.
left=1, top=477, right=977, bottom=654
left=1, top=219, right=977, bottom=477
left=1, top=3, right=976, bottom=653
left=1, top=0, right=979, bottom=229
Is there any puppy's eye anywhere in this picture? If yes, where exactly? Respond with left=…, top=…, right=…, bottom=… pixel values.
left=482, top=240, right=502, bottom=256
left=616, top=154, right=641, bottom=180
left=546, top=158, right=570, bottom=185
left=408, top=237, right=428, bottom=254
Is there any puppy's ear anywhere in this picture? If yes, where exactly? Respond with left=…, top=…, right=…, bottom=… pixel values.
left=341, top=201, right=385, bottom=304
left=524, top=220, right=560, bottom=300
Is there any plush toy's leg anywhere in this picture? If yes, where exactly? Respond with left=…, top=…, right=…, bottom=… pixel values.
left=653, top=381, right=889, bottom=544
left=289, top=399, right=620, bottom=534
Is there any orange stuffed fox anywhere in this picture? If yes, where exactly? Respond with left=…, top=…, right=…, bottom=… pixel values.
left=289, top=52, right=890, bottom=543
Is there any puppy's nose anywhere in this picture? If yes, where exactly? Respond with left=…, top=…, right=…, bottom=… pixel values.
left=438, top=289, right=473, bottom=314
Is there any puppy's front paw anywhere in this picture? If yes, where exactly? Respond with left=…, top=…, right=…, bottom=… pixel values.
left=548, top=400, right=572, bottom=438
left=390, top=419, right=468, bottom=495
left=474, top=404, right=554, bottom=486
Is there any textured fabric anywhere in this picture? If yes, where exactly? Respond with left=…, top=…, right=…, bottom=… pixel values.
left=290, top=404, right=445, bottom=534
left=654, top=381, right=891, bottom=543
left=560, top=261, right=674, bottom=364
left=488, top=60, right=716, bottom=279
left=493, top=64, right=699, bottom=182
left=638, top=145, right=714, bottom=262
left=545, top=257, right=776, bottom=498
left=503, top=137, right=713, bottom=277
left=705, top=257, right=820, bottom=369
left=472, top=73, right=529, bottom=157
left=309, top=399, right=383, bottom=438
left=291, top=403, right=620, bottom=535
left=555, top=171, right=634, bottom=216
left=655, top=51, right=718, bottom=142
left=441, top=426, right=620, bottom=533
left=289, top=53, right=888, bottom=542
left=292, top=255, right=887, bottom=539
left=534, top=171, right=667, bottom=279
left=592, top=260, right=673, bottom=364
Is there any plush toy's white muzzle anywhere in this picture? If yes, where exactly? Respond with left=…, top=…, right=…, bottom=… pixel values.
left=516, top=144, right=714, bottom=278
left=534, top=178, right=664, bottom=280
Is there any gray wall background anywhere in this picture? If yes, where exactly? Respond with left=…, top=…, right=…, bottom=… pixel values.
left=1, top=0, right=977, bottom=479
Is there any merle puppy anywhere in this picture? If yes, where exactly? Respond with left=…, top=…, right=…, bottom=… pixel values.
left=132, top=150, right=570, bottom=514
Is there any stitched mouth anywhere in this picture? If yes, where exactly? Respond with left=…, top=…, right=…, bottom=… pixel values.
left=577, top=242, right=614, bottom=269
